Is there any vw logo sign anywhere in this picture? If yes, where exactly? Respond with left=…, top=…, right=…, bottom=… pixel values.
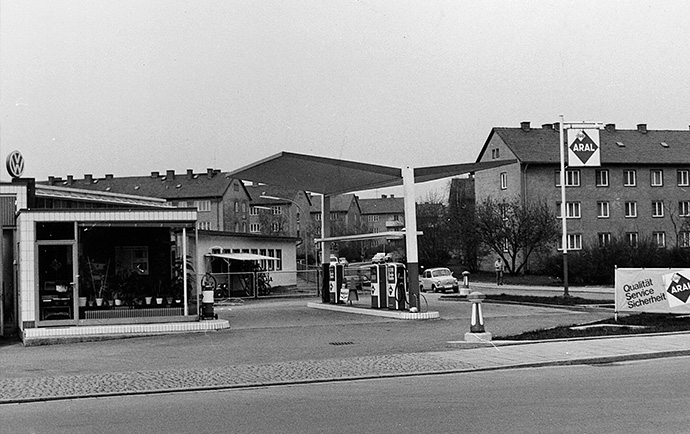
left=6, top=150, right=24, bottom=178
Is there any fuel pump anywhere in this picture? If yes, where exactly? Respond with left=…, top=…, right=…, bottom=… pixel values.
left=386, top=263, right=407, bottom=311
left=370, top=264, right=387, bottom=309
left=328, top=262, right=345, bottom=304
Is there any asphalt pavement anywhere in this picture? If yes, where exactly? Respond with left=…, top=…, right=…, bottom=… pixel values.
left=2, top=281, right=688, bottom=405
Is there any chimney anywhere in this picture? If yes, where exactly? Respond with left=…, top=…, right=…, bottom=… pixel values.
left=48, top=176, right=55, bottom=185
left=553, top=122, right=560, bottom=131
left=381, top=194, right=387, bottom=198
left=207, top=168, right=214, bottom=178
left=165, top=170, right=175, bottom=180
left=66, top=175, right=74, bottom=185
left=105, top=174, right=114, bottom=180
left=520, top=121, right=531, bottom=131
left=541, top=123, right=553, bottom=130
left=151, top=171, right=159, bottom=178
left=637, top=123, right=648, bottom=133
left=186, top=169, right=194, bottom=179
left=390, top=194, right=394, bottom=198
left=84, top=174, right=93, bottom=183
left=605, top=123, right=616, bottom=132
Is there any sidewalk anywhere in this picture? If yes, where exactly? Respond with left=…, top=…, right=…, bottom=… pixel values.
left=2, top=330, right=689, bottom=404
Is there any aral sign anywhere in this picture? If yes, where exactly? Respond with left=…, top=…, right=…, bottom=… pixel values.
left=567, top=128, right=600, bottom=167
left=615, top=268, right=690, bottom=314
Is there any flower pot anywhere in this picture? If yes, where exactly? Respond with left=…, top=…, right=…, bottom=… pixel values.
left=166, top=297, right=173, bottom=305
left=145, top=296, right=153, bottom=305
left=156, top=297, right=163, bottom=305
left=78, top=297, right=87, bottom=307
left=115, top=299, right=122, bottom=306
left=88, top=300, right=95, bottom=307
left=95, top=298, right=104, bottom=307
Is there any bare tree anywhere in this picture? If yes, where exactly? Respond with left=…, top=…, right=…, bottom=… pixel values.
left=475, top=196, right=559, bottom=275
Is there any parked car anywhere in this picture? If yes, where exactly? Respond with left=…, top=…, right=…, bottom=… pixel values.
left=419, top=267, right=459, bottom=293
left=330, top=254, right=338, bottom=263
left=338, top=257, right=349, bottom=266
left=371, top=252, right=392, bottom=263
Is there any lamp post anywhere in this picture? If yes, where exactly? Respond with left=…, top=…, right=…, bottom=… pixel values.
left=260, top=194, right=309, bottom=269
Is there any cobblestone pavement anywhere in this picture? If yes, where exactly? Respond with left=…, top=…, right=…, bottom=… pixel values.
left=4, top=332, right=690, bottom=404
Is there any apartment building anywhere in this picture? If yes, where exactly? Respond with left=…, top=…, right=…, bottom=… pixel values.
left=474, top=121, right=690, bottom=251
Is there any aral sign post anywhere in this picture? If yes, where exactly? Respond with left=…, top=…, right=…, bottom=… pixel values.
left=558, top=119, right=603, bottom=296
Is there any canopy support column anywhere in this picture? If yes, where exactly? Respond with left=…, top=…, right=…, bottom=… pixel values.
left=403, top=166, right=420, bottom=311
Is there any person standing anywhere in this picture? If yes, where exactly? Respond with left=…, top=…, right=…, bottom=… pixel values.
left=494, top=257, right=504, bottom=285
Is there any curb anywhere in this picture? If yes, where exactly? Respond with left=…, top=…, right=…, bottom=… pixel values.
left=3, top=349, right=689, bottom=405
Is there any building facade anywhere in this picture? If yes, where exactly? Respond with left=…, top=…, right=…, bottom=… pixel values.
left=474, top=122, right=690, bottom=254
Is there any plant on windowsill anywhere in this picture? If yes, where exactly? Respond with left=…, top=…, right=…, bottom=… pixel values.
left=88, top=258, right=110, bottom=307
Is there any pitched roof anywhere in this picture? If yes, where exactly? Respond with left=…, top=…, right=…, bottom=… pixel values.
left=481, top=124, right=690, bottom=165
left=358, top=197, right=404, bottom=215
left=310, top=194, right=359, bottom=213
left=38, top=169, right=235, bottom=200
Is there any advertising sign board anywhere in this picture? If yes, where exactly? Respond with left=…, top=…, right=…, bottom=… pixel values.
left=615, top=268, right=690, bottom=314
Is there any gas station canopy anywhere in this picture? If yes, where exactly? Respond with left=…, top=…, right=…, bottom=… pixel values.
left=228, top=151, right=513, bottom=195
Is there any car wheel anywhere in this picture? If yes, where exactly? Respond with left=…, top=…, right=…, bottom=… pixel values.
left=453, top=287, right=459, bottom=293
left=432, top=285, right=437, bottom=293
left=420, top=284, right=425, bottom=293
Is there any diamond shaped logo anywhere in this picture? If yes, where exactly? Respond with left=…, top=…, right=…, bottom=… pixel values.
left=569, top=130, right=598, bottom=165
left=667, top=273, right=690, bottom=303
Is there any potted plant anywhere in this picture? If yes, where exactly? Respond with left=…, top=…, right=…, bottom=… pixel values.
left=88, top=258, right=110, bottom=307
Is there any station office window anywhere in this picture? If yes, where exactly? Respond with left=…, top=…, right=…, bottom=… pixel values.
left=623, top=170, right=637, bottom=187
left=650, top=170, right=663, bottom=187
left=595, top=169, right=609, bottom=187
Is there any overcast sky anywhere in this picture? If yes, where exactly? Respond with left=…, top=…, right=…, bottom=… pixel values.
left=1, top=0, right=689, bottom=198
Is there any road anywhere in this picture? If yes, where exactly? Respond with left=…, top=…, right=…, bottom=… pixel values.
left=3, top=356, right=686, bottom=434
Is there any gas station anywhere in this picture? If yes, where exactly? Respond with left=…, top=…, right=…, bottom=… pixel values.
left=229, top=152, right=508, bottom=319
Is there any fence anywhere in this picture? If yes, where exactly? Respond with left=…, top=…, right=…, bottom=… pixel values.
left=203, top=268, right=321, bottom=299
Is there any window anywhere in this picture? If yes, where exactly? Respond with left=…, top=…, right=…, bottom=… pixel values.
left=680, top=201, right=690, bottom=217
left=491, top=148, right=500, bottom=159
left=597, top=201, right=610, bottom=218
left=680, top=231, right=690, bottom=248
left=115, top=246, right=149, bottom=275
left=652, top=201, right=664, bottom=217
left=623, top=170, right=637, bottom=186
left=625, top=201, right=637, bottom=218
left=595, top=169, right=609, bottom=187
left=556, top=202, right=581, bottom=218
left=178, top=201, right=187, bottom=208
left=271, top=206, right=282, bottom=215
left=233, top=182, right=239, bottom=191
left=234, top=201, right=239, bottom=213
left=555, top=169, right=581, bottom=187
left=194, top=200, right=211, bottom=212
left=314, top=214, right=321, bottom=221
left=250, top=223, right=260, bottom=233
left=250, top=206, right=259, bottom=216
left=500, top=172, right=507, bottom=190
left=267, top=249, right=275, bottom=271
left=271, top=222, right=280, bottom=232
left=651, top=170, right=663, bottom=187
left=567, top=234, right=582, bottom=250
left=197, top=221, right=211, bottom=230
left=598, top=232, right=611, bottom=247
left=627, top=232, right=639, bottom=248
left=566, top=202, right=581, bottom=219
left=367, top=215, right=379, bottom=222
left=275, top=249, right=283, bottom=271
left=241, top=202, right=247, bottom=213
left=678, top=170, right=689, bottom=187
left=653, top=232, right=666, bottom=248
left=242, top=222, right=247, bottom=232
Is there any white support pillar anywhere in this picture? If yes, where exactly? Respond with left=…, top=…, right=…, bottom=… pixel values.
left=182, top=227, right=188, bottom=316
left=320, top=195, right=331, bottom=303
left=403, top=166, right=420, bottom=310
